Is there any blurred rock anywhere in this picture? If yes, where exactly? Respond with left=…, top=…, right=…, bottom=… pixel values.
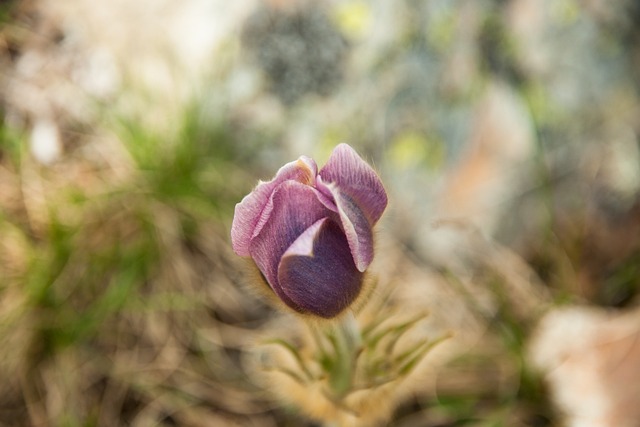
left=1, top=0, right=256, bottom=138
left=421, top=81, right=534, bottom=267
left=529, top=306, right=640, bottom=427
left=242, top=2, right=348, bottom=105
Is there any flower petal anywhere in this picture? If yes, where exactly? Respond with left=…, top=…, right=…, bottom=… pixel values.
left=318, top=143, right=387, bottom=224
left=316, top=180, right=373, bottom=272
left=248, top=181, right=330, bottom=312
left=278, top=218, right=364, bottom=318
left=231, top=156, right=317, bottom=256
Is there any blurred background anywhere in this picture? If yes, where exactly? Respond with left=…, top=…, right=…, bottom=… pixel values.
left=1, top=0, right=639, bottom=425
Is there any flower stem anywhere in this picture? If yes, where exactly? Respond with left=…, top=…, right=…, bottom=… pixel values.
left=327, top=312, right=362, bottom=398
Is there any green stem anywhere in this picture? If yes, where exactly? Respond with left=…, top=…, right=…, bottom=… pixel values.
left=327, top=312, right=362, bottom=398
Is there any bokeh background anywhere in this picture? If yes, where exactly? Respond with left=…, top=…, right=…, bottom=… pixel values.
left=1, top=0, right=640, bottom=425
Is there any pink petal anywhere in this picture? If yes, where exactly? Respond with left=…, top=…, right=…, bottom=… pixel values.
left=248, top=181, right=330, bottom=312
left=316, top=180, right=373, bottom=272
left=278, top=218, right=364, bottom=318
left=318, top=143, right=387, bottom=224
left=231, top=156, right=317, bottom=256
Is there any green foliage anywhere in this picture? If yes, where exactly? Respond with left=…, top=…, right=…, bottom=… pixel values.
left=0, top=121, right=24, bottom=166
left=113, top=103, right=247, bottom=220
left=21, top=202, right=160, bottom=355
left=262, top=311, right=450, bottom=415
left=0, top=0, right=17, bottom=25
left=599, top=250, right=640, bottom=307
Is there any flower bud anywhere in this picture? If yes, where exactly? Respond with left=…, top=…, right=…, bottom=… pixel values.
left=231, top=144, right=387, bottom=318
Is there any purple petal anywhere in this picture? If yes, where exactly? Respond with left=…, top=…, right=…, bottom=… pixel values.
left=248, top=181, right=330, bottom=312
left=316, top=180, right=373, bottom=272
left=231, top=156, right=317, bottom=256
left=278, top=218, right=364, bottom=318
left=318, top=143, right=387, bottom=224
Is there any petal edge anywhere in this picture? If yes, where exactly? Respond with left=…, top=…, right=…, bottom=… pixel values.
left=231, top=156, right=317, bottom=256
left=318, top=143, right=387, bottom=225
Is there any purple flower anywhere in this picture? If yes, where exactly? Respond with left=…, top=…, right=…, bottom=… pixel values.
left=231, top=144, right=387, bottom=318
